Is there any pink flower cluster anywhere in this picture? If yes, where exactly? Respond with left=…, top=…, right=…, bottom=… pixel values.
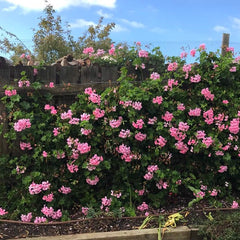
left=175, top=141, right=189, bottom=154
left=41, top=205, right=62, bottom=219
left=137, top=202, right=149, bottom=213
left=93, top=108, right=105, bottom=120
left=86, top=176, right=99, bottom=185
left=183, top=64, right=192, bottom=79
left=150, top=72, right=160, bottom=80
left=190, top=74, right=201, bottom=83
left=20, top=141, right=32, bottom=150
left=109, top=117, right=122, bottom=128
left=14, top=118, right=31, bottom=132
left=229, top=118, right=239, bottom=134
left=164, top=79, right=178, bottom=91
left=162, top=111, right=173, bottom=122
left=29, top=181, right=51, bottom=195
left=89, top=154, right=103, bottom=166
left=152, top=96, right=163, bottom=104
left=167, top=62, right=178, bottom=71
left=101, top=196, right=112, bottom=212
left=0, top=207, right=8, bottom=216
left=132, top=119, right=144, bottom=129
left=119, top=100, right=142, bottom=110
left=116, top=144, right=137, bottom=162
left=5, top=89, right=17, bottom=96
left=156, top=179, right=168, bottom=189
left=42, top=193, right=54, bottom=202
left=18, top=80, right=30, bottom=87
left=138, top=49, right=148, bottom=58
left=34, top=216, right=47, bottom=224
left=119, top=129, right=131, bottom=138
left=83, top=47, right=94, bottom=55
left=82, top=207, right=89, bottom=216
left=67, top=161, right=79, bottom=173
left=58, top=186, right=71, bottom=194
left=203, top=108, right=214, bottom=124
left=154, top=136, right=167, bottom=147
left=135, top=132, right=147, bottom=141
left=21, top=212, right=32, bottom=222
left=44, top=104, right=57, bottom=115
left=188, top=108, right=201, bottom=117
left=201, top=88, right=214, bottom=101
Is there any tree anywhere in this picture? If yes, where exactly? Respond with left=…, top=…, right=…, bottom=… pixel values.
left=75, top=17, right=116, bottom=57
left=32, top=1, right=74, bottom=64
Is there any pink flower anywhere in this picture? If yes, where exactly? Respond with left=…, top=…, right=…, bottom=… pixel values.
left=14, top=119, right=31, bottom=132
left=119, top=129, right=131, bottom=138
left=61, top=110, right=72, bottom=120
left=53, top=127, right=60, bottom=136
left=109, top=47, right=115, bottom=55
left=20, top=53, right=25, bottom=59
left=135, top=132, right=147, bottom=141
left=20, top=142, right=32, bottom=150
left=132, top=119, right=144, bottom=129
left=89, top=154, right=103, bottom=166
left=155, top=136, right=167, bottom=147
left=202, top=136, right=214, bottom=148
left=210, top=189, right=218, bottom=196
left=93, top=108, right=105, bottom=120
left=231, top=201, right=239, bottom=209
left=147, top=165, right=159, bottom=172
left=190, top=49, right=196, bottom=57
left=67, top=162, right=79, bottom=173
left=229, top=66, right=236, bottom=72
left=58, top=186, right=71, bottom=194
left=156, top=180, right=168, bottom=189
left=86, top=176, right=99, bottom=185
left=82, top=207, right=89, bottom=216
left=152, top=96, right=163, bottom=104
left=29, top=182, right=42, bottom=195
left=201, top=88, right=214, bottom=101
left=196, top=130, right=206, bottom=139
left=144, top=172, right=153, bottom=180
left=180, top=51, right=188, bottom=58
left=229, top=118, right=239, bottom=134
left=49, top=82, right=54, bottom=88
left=21, top=212, right=32, bottom=222
left=34, top=217, right=47, bottom=224
left=167, top=62, right=178, bottom=71
left=177, top=103, right=185, bottom=111
left=81, top=113, right=91, bottom=121
left=150, top=72, right=160, bottom=80
left=41, top=181, right=51, bottom=191
left=132, top=101, right=142, bottom=110
left=178, top=122, right=189, bottom=131
left=88, top=93, right=101, bottom=105
left=188, top=108, right=201, bottom=117
left=33, top=68, right=38, bottom=76
left=137, top=202, right=148, bottom=212
left=182, top=64, right=192, bottom=79
left=162, top=111, right=173, bottom=122
left=190, top=74, right=201, bottom=83
left=42, top=193, right=54, bottom=202
left=194, top=191, right=205, bottom=198
left=83, top=47, right=94, bottom=55
left=69, top=118, right=80, bottom=125
left=42, top=151, right=48, bottom=157
left=218, top=165, right=228, bottom=173
left=222, top=100, right=229, bottom=104
left=77, top=142, right=91, bottom=154
left=138, top=50, right=148, bottom=58
left=5, top=89, right=17, bottom=96
left=81, top=128, right=92, bottom=135
left=199, top=43, right=206, bottom=51
left=0, top=207, right=8, bottom=216
left=175, top=141, right=189, bottom=154
left=148, top=117, right=157, bottom=125
left=109, top=117, right=122, bottom=128
left=84, top=87, right=95, bottom=95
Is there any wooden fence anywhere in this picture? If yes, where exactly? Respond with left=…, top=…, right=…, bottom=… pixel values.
left=0, top=65, right=122, bottom=155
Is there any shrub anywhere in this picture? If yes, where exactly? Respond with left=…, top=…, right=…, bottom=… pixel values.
left=0, top=44, right=240, bottom=222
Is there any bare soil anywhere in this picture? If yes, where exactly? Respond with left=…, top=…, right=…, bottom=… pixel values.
left=0, top=197, right=232, bottom=240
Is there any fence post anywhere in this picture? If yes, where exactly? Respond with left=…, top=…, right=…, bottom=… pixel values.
left=221, top=33, right=230, bottom=56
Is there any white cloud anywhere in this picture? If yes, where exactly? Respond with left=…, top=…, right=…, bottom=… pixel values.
left=1, top=0, right=116, bottom=11
left=213, top=25, right=229, bottom=32
left=2, top=5, right=17, bottom=11
left=112, top=24, right=128, bottom=32
left=70, top=19, right=96, bottom=29
left=97, top=9, right=112, bottom=19
left=232, top=17, right=240, bottom=29
left=120, top=18, right=144, bottom=28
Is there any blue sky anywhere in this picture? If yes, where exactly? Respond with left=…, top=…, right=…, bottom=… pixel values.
left=0, top=0, right=240, bottom=58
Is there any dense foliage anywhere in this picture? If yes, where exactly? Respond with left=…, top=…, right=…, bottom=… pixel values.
left=0, top=43, right=240, bottom=223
